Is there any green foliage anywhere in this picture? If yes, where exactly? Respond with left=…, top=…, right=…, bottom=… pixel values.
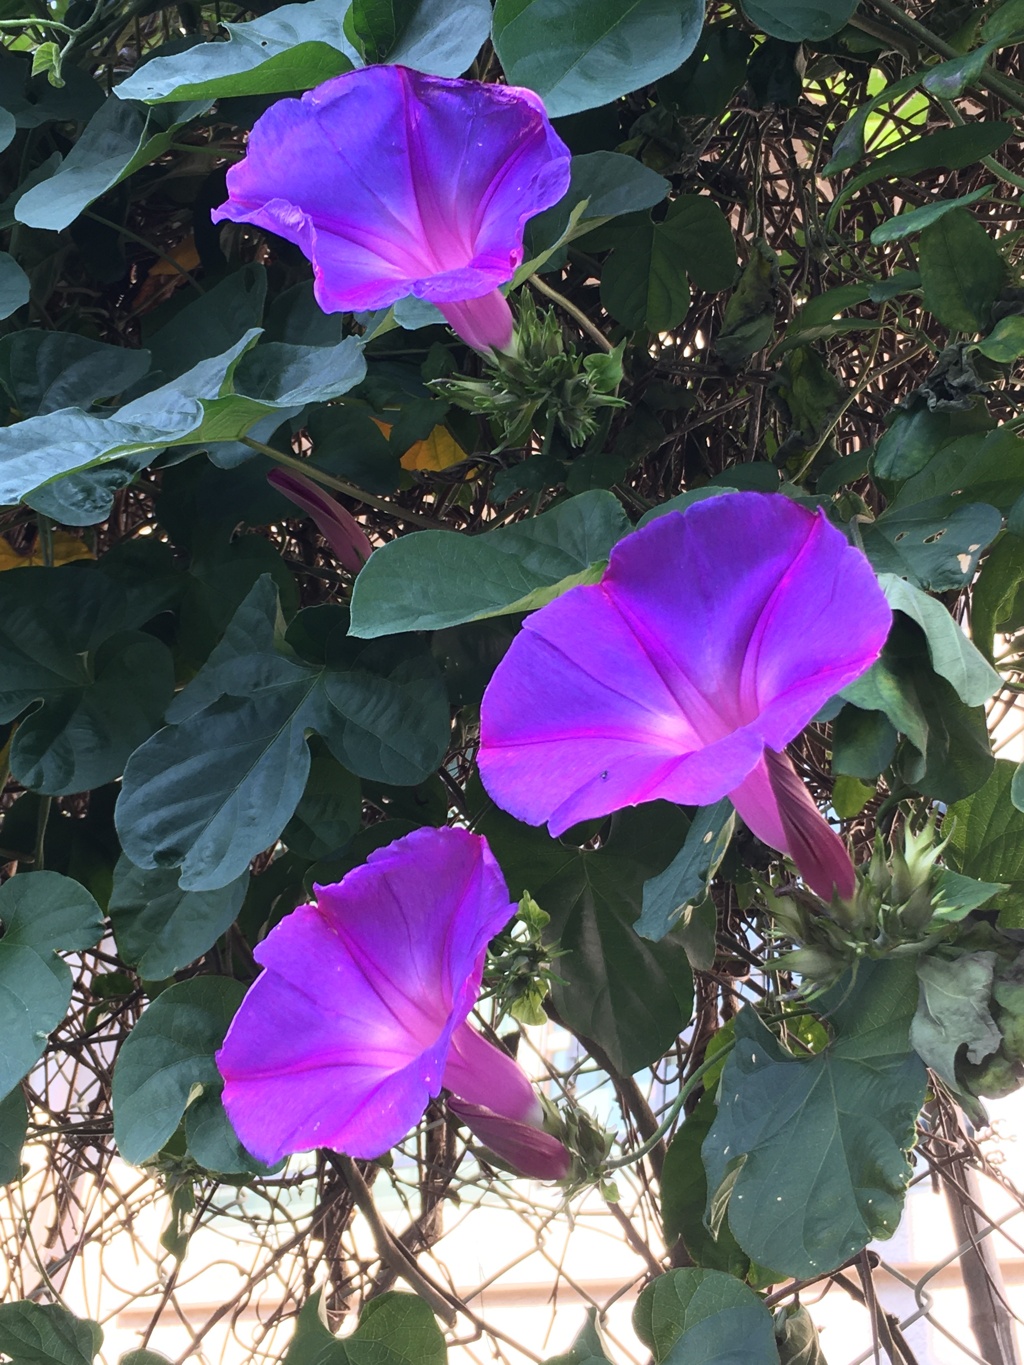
left=492, top=0, right=705, bottom=118
left=946, top=761, right=1024, bottom=926
left=0, top=565, right=175, bottom=795
left=283, top=1290, right=447, bottom=1365
left=919, top=209, right=1005, bottom=333
left=1, top=0, right=1023, bottom=1351
left=350, top=490, right=629, bottom=635
left=704, top=963, right=927, bottom=1277
left=0, top=871, right=103, bottom=1100
left=601, top=195, right=735, bottom=331
left=111, top=976, right=246, bottom=1166
left=0, top=1303, right=101, bottom=1365
left=542, top=1309, right=613, bottom=1364
left=741, top=0, right=858, bottom=42
left=662, top=1090, right=749, bottom=1275
left=910, top=951, right=1002, bottom=1088
left=117, top=576, right=449, bottom=889
left=636, top=800, right=734, bottom=942
left=481, top=798, right=694, bottom=1074
left=108, top=858, right=250, bottom=979
left=633, top=1268, right=778, bottom=1363
left=0, top=1087, right=27, bottom=1184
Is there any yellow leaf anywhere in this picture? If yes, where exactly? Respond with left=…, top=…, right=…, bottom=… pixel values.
left=400, top=424, right=467, bottom=472
left=0, top=533, right=94, bottom=570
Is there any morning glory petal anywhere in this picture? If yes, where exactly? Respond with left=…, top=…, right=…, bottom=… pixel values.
left=479, top=492, right=891, bottom=895
left=218, top=827, right=537, bottom=1164
left=212, top=66, right=571, bottom=350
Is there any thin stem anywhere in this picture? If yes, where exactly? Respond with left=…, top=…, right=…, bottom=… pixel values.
left=866, top=0, right=1024, bottom=117
left=332, top=1155, right=458, bottom=1326
left=603, top=1041, right=735, bottom=1171
left=244, top=438, right=443, bottom=530
left=529, top=274, right=613, bottom=352
left=0, top=16, right=74, bottom=31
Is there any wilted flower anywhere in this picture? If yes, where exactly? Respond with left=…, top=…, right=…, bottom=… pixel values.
left=268, top=467, right=372, bottom=574
left=212, top=65, right=571, bottom=355
left=478, top=492, right=892, bottom=901
left=217, top=826, right=570, bottom=1179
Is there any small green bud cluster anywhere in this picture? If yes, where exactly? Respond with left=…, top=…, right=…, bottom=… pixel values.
left=434, top=293, right=626, bottom=449
left=484, top=891, right=564, bottom=1027
left=538, top=1094, right=615, bottom=1188
left=769, top=819, right=1001, bottom=992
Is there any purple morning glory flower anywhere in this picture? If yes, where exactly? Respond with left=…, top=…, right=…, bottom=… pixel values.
left=478, top=492, right=892, bottom=902
left=212, top=66, right=571, bottom=355
left=268, top=467, right=372, bottom=574
left=217, top=826, right=570, bottom=1180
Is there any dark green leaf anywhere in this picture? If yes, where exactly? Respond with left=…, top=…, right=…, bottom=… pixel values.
left=373, top=0, right=491, bottom=73
left=841, top=618, right=994, bottom=803
left=0, top=871, right=103, bottom=1101
left=921, top=44, right=997, bottom=98
left=946, top=760, right=1024, bottom=927
left=985, top=0, right=1024, bottom=44
left=704, top=962, right=927, bottom=1277
left=977, top=314, right=1024, bottom=362
left=146, top=266, right=266, bottom=384
left=15, top=98, right=204, bottom=232
left=892, top=427, right=1024, bottom=516
left=715, top=240, right=779, bottom=369
left=840, top=123, right=1012, bottom=205
left=282, top=1289, right=447, bottom=1365
left=542, top=1309, right=613, bottom=1364
left=0, top=251, right=29, bottom=320
left=775, top=1306, right=827, bottom=1365
left=111, top=976, right=244, bottom=1164
left=879, top=574, right=1000, bottom=706
left=0, top=332, right=259, bottom=505
left=870, top=186, right=993, bottom=245
left=492, top=0, right=705, bottom=118
left=662, top=1091, right=749, bottom=1275
left=910, top=951, right=1001, bottom=1087
left=919, top=209, right=1005, bottom=333
left=0, top=567, right=175, bottom=796
left=345, top=0, right=420, bottom=60
left=633, top=1267, right=777, bottom=1364
left=0, top=1086, right=27, bottom=1184
left=860, top=498, right=1001, bottom=592
left=741, top=0, right=857, bottom=41
left=108, top=857, right=249, bottom=979
left=601, top=195, right=734, bottom=331
left=0, top=1302, right=101, bottom=1365
left=114, top=0, right=355, bottom=103
left=349, top=490, right=629, bottom=636
left=183, top=1085, right=268, bottom=1175
left=480, top=799, right=694, bottom=1074
left=306, top=405, right=403, bottom=495
left=973, top=531, right=1024, bottom=661
left=637, top=800, right=734, bottom=941
left=526, top=151, right=669, bottom=256
left=872, top=404, right=992, bottom=484
left=0, top=332, right=151, bottom=418
left=118, top=579, right=448, bottom=889
left=831, top=705, right=897, bottom=780
left=282, top=749, right=362, bottom=859
left=658, top=26, right=753, bottom=118
left=231, top=337, right=365, bottom=408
